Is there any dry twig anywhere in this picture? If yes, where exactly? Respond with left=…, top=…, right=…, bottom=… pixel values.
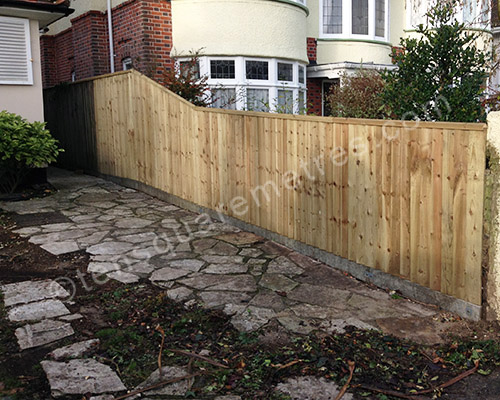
left=155, top=324, right=166, bottom=378
left=359, top=386, right=430, bottom=400
left=335, top=361, right=355, bottom=400
left=170, top=349, right=229, bottom=369
left=415, top=360, right=480, bottom=394
left=271, top=360, right=303, bottom=370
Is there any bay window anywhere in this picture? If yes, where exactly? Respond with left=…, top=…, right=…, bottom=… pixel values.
left=321, top=0, right=388, bottom=40
left=180, top=56, right=306, bottom=114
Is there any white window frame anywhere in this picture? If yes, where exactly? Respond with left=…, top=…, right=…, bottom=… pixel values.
left=0, top=16, right=33, bottom=85
left=177, top=55, right=307, bottom=114
left=122, top=57, right=133, bottom=71
left=319, top=0, right=389, bottom=42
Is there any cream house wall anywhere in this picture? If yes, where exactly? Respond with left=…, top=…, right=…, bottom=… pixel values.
left=171, top=0, right=308, bottom=63
left=0, top=19, right=44, bottom=122
left=46, top=0, right=129, bottom=35
left=316, top=40, right=392, bottom=65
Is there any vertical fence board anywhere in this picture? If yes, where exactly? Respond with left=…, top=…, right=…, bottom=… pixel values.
left=43, top=71, right=486, bottom=305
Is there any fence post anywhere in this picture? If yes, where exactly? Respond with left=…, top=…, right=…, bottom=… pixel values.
left=486, top=111, right=500, bottom=320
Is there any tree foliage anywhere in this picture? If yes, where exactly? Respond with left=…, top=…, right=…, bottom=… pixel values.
left=0, top=111, right=62, bottom=193
left=382, top=0, right=490, bottom=122
left=327, top=69, right=387, bottom=119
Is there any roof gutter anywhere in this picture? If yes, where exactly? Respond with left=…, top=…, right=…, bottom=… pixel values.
left=0, top=0, right=73, bottom=16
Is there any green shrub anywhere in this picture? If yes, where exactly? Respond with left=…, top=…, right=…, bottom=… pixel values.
left=327, top=69, right=388, bottom=119
left=381, top=0, right=490, bottom=122
left=0, top=110, right=62, bottom=193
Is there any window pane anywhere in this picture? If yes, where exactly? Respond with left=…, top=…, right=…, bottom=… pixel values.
left=463, top=0, right=476, bottom=24
left=210, top=60, right=235, bottom=79
left=323, top=0, right=342, bottom=34
left=278, top=63, right=293, bottom=81
left=180, top=60, right=200, bottom=79
left=123, top=57, right=133, bottom=71
left=246, top=61, right=269, bottom=80
left=298, top=91, right=306, bottom=114
left=375, top=0, right=385, bottom=37
left=247, top=89, right=269, bottom=112
left=352, top=0, right=368, bottom=35
left=212, top=88, right=237, bottom=110
left=299, top=66, right=305, bottom=84
left=277, top=90, right=294, bottom=114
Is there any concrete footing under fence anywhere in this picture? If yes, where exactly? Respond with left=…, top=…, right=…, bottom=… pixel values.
left=100, top=172, right=482, bottom=321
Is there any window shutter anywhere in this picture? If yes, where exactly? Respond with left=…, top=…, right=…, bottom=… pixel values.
left=0, top=16, right=33, bottom=85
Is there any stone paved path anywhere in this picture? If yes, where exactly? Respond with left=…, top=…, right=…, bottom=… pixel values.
left=0, top=169, right=450, bottom=398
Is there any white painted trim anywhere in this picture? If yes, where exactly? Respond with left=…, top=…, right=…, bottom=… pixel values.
left=319, top=0, right=389, bottom=42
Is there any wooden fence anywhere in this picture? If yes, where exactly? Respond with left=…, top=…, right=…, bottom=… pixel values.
left=44, top=70, right=487, bottom=305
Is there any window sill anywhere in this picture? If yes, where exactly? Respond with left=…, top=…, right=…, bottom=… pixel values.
left=317, top=37, right=392, bottom=47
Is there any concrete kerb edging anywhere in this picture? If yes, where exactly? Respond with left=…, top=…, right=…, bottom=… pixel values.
left=97, top=172, right=482, bottom=321
left=486, top=112, right=500, bottom=321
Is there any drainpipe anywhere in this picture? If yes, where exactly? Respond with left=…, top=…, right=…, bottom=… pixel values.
left=107, top=0, right=115, bottom=73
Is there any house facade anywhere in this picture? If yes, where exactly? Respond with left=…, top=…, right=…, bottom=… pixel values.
left=0, top=0, right=72, bottom=121
left=41, top=0, right=492, bottom=116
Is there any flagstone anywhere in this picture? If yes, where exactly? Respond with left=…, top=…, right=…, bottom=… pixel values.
left=48, top=339, right=100, bottom=360
left=150, top=267, right=191, bottom=282
left=1, top=280, right=70, bottom=307
left=259, top=274, right=298, bottom=293
left=40, top=241, right=80, bottom=255
left=8, top=299, right=70, bottom=322
left=15, top=319, right=74, bottom=350
left=203, top=263, right=248, bottom=274
left=41, top=359, right=125, bottom=397
left=87, top=241, right=134, bottom=255
left=267, top=256, right=304, bottom=276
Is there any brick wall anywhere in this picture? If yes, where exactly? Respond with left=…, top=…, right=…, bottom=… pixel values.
left=492, top=0, right=499, bottom=28
left=113, top=0, right=173, bottom=81
left=307, top=37, right=317, bottom=64
left=140, top=0, right=174, bottom=81
left=40, top=35, right=56, bottom=88
left=307, top=77, right=322, bottom=116
left=72, top=11, right=109, bottom=80
left=40, top=0, right=173, bottom=88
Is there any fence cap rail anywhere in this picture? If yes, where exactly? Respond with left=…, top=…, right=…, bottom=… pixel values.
left=45, top=69, right=487, bottom=132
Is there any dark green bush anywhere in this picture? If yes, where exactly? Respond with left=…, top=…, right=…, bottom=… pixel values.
left=382, top=0, right=490, bottom=122
left=0, top=110, right=62, bottom=193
